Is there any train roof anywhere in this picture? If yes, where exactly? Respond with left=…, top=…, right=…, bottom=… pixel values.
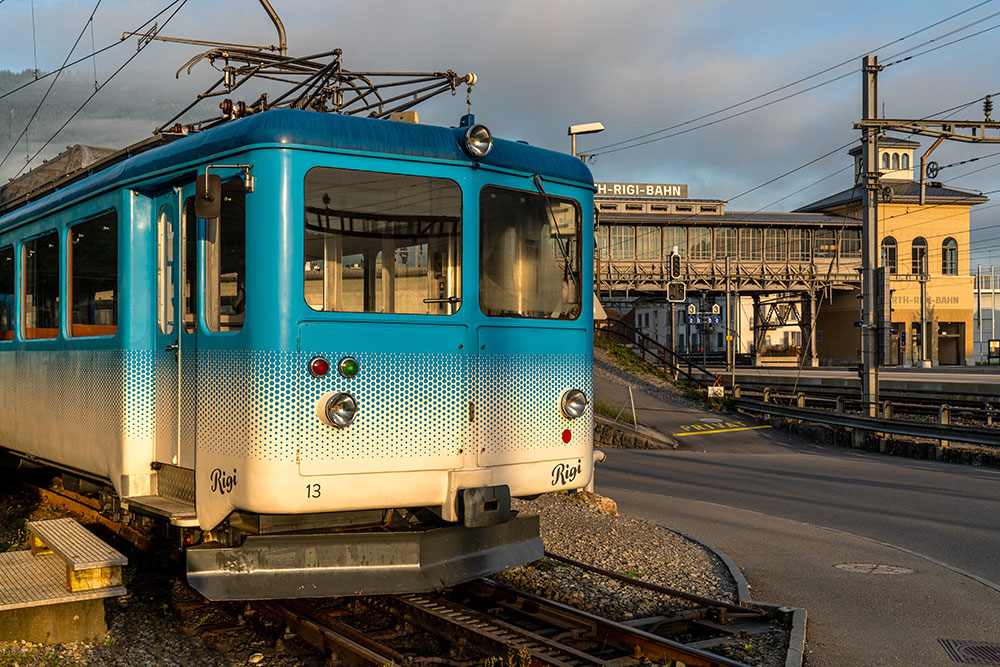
left=1, top=109, right=593, bottom=230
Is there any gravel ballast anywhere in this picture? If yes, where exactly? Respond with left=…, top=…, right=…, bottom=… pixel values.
left=498, top=492, right=737, bottom=621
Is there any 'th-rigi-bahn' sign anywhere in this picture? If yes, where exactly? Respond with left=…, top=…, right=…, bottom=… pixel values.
left=596, top=182, right=688, bottom=198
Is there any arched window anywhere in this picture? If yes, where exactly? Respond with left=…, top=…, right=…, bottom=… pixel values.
left=635, top=226, right=659, bottom=260
left=739, top=228, right=761, bottom=261
left=764, top=228, right=786, bottom=262
left=815, top=230, right=837, bottom=259
left=892, top=153, right=900, bottom=169
left=882, top=153, right=890, bottom=169
left=881, top=237, right=897, bottom=274
left=942, top=238, right=958, bottom=275
left=689, top=227, right=712, bottom=261
left=911, top=237, right=927, bottom=274
left=610, top=225, right=633, bottom=260
left=714, top=227, right=736, bottom=260
left=901, top=154, right=909, bottom=169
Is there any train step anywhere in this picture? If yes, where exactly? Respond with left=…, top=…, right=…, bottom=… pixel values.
left=124, top=464, right=198, bottom=527
left=0, top=518, right=127, bottom=643
left=124, top=495, right=198, bottom=527
left=28, top=518, right=128, bottom=593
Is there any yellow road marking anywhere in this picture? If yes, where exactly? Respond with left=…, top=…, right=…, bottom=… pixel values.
left=672, top=424, right=772, bottom=437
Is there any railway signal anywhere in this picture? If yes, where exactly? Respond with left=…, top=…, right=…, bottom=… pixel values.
left=669, top=251, right=682, bottom=279
left=667, top=281, right=686, bottom=303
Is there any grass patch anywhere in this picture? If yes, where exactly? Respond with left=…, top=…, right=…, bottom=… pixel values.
left=616, top=569, right=647, bottom=578
left=596, top=335, right=691, bottom=388
left=526, top=558, right=571, bottom=572
left=595, top=334, right=731, bottom=412
left=593, top=399, right=636, bottom=425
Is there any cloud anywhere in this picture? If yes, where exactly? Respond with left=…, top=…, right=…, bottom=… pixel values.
left=2, top=0, right=997, bottom=262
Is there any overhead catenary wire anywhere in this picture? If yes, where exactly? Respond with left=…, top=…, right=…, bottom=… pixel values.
left=90, top=12, right=99, bottom=92
left=0, top=0, right=104, bottom=173
left=29, top=0, right=38, bottom=79
left=882, top=19, right=1000, bottom=68
left=588, top=0, right=999, bottom=156
left=12, top=0, right=190, bottom=180
left=0, top=0, right=186, bottom=103
left=598, top=85, right=1000, bottom=259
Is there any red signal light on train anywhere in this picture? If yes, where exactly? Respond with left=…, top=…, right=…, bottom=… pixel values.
left=309, top=356, right=331, bottom=377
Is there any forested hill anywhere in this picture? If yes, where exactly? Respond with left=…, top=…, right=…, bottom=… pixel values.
left=0, top=68, right=188, bottom=182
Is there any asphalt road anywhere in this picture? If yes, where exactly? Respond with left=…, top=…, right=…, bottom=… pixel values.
left=594, top=372, right=1000, bottom=666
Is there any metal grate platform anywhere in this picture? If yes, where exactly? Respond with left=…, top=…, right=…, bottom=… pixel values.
left=939, top=639, right=1000, bottom=665
left=29, top=518, right=127, bottom=570
left=0, top=551, right=125, bottom=612
left=125, top=495, right=198, bottom=527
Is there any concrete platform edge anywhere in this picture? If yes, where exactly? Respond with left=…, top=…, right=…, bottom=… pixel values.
left=594, top=414, right=680, bottom=449
left=656, top=521, right=806, bottom=667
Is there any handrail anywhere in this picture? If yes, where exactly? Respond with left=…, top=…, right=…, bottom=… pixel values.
left=596, top=319, right=717, bottom=387
left=734, top=398, right=1000, bottom=448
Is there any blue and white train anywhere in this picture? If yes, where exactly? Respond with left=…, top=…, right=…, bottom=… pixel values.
left=0, top=108, right=596, bottom=599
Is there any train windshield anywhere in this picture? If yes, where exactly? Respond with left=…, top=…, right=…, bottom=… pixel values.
left=479, top=186, right=581, bottom=320
left=303, top=168, right=462, bottom=315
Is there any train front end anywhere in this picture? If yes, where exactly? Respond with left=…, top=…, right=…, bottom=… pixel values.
left=185, top=111, right=595, bottom=599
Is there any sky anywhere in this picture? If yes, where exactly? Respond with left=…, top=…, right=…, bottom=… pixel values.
left=1, top=0, right=998, bottom=266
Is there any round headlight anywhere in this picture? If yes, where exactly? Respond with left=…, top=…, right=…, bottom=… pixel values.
left=324, top=393, right=358, bottom=428
left=463, top=124, right=493, bottom=158
left=561, top=389, right=588, bottom=419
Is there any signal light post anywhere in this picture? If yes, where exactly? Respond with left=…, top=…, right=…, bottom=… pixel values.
left=667, top=249, right=685, bottom=303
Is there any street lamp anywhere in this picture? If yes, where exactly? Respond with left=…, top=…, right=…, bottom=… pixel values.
left=568, top=122, right=605, bottom=161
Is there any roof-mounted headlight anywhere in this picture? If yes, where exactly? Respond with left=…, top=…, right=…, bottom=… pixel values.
left=561, top=389, right=588, bottom=419
left=463, top=124, right=493, bottom=158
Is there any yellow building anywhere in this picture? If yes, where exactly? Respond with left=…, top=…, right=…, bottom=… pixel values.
left=798, top=137, right=987, bottom=366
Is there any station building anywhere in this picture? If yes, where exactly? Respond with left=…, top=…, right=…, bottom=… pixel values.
left=797, top=137, right=986, bottom=366
left=595, top=137, right=988, bottom=366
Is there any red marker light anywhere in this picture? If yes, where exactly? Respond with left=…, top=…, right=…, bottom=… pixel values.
left=562, top=429, right=572, bottom=443
left=309, top=356, right=330, bottom=377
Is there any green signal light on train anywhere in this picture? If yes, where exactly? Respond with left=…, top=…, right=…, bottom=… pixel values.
left=338, top=357, right=360, bottom=378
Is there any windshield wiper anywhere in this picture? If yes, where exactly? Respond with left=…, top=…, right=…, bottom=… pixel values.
left=531, top=174, right=579, bottom=290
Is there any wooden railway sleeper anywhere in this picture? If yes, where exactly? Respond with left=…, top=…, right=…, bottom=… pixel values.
left=380, top=594, right=615, bottom=667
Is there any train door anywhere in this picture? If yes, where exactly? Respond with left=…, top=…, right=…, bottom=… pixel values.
left=176, top=188, right=199, bottom=469
left=474, top=185, right=590, bottom=469
left=153, top=192, right=181, bottom=466
left=152, top=187, right=198, bottom=469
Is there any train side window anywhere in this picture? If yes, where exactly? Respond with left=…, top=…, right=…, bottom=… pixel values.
left=303, top=168, right=462, bottom=315
left=22, top=231, right=60, bottom=340
left=0, top=246, right=13, bottom=341
left=183, top=197, right=197, bottom=333
left=158, top=205, right=175, bottom=335
left=205, top=180, right=245, bottom=332
left=69, top=212, right=118, bottom=337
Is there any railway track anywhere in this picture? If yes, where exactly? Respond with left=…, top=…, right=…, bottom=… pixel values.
left=254, top=577, right=765, bottom=667
left=16, top=478, right=776, bottom=666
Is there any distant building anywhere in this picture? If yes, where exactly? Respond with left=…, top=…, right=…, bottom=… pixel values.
left=797, top=137, right=987, bottom=366
left=594, top=135, right=988, bottom=366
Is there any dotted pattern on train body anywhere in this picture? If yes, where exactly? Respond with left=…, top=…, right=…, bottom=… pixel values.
left=0, top=348, right=591, bottom=466
left=0, top=349, right=153, bottom=451
left=192, top=350, right=593, bottom=463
